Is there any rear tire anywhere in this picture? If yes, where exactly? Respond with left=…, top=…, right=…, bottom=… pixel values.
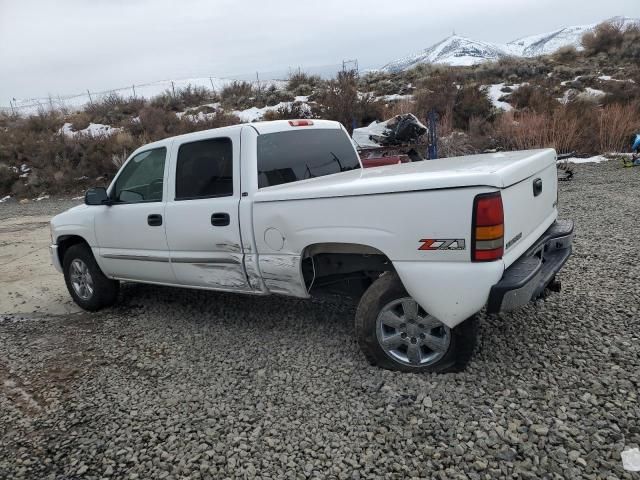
left=63, top=244, right=119, bottom=311
left=355, top=272, right=477, bottom=373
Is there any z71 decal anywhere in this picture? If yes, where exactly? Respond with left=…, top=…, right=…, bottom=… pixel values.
left=418, top=239, right=466, bottom=251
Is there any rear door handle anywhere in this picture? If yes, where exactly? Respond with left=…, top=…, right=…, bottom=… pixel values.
left=211, top=212, right=230, bottom=226
left=147, top=214, right=163, bottom=226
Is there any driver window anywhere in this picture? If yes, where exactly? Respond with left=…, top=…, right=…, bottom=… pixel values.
left=113, top=147, right=167, bottom=203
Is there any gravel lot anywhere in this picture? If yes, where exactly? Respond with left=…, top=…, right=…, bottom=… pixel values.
left=1, top=161, right=639, bottom=479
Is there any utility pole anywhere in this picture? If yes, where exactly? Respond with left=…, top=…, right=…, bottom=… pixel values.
left=342, top=59, right=359, bottom=75
left=87, top=89, right=93, bottom=105
left=209, top=77, right=215, bottom=91
left=9, top=99, right=15, bottom=116
left=171, top=81, right=176, bottom=97
left=132, top=85, right=136, bottom=98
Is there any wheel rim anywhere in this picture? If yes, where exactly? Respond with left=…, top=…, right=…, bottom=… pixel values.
left=376, top=298, right=451, bottom=367
left=70, top=259, right=94, bottom=301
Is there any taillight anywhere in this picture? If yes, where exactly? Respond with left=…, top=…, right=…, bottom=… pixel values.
left=288, top=119, right=314, bottom=127
left=472, top=192, right=504, bottom=262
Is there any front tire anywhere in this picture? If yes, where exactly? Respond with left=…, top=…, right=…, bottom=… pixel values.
left=355, top=273, right=477, bottom=373
left=63, top=244, right=119, bottom=311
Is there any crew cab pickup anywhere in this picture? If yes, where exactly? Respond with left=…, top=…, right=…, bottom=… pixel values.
left=50, top=120, right=573, bottom=372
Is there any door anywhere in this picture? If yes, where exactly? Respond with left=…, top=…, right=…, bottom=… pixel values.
left=164, top=132, right=249, bottom=291
left=94, top=146, right=176, bottom=284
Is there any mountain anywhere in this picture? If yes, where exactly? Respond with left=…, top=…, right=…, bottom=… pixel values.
left=506, top=16, right=640, bottom=57
left=382, top=36, right=507, bottom=72
left=381, top=16, right=640, bottom=72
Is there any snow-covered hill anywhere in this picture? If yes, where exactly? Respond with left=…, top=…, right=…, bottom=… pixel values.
left=382, top=36, right=506, bottom=72
left=382, top=16, right=640, bottom=72
left=506, top=16, right=640, bottom=57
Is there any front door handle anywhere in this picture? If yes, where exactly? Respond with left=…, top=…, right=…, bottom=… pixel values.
left=211, top=212, right=230, bottom=226
left=147, top=214, right=163, bottom=227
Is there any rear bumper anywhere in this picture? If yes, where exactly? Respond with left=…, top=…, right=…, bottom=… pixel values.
left=487, top=219, right=574, bottom=313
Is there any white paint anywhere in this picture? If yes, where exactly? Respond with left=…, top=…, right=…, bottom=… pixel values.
left=264, top=228, right=285, bottom=251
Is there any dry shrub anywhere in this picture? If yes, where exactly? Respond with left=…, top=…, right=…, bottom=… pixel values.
left=315, top=70, right=383, bottom=132
left=220, top=81, right=255, bottom=109
left=494, top=108, right=581, bottom=154
left=85, top=93, right=145, bottom=125
left=382, top=98, right=416, bottom=118
left=438, top=132, right=477, bottom=158
left=582, top=21, right=625, bottom=55
left=553, top=45, right=578, bottom=62
left=598, top=103, right=638, bottom=153
left=262, top=102, right=313, bottom=121
left=508, top=85, right=557, bottom=114
left=452, top=86, right=493, bottom=129
left=287, top=70, right=322, bottom=96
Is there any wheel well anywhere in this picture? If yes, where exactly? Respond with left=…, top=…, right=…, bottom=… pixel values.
left=301, top=243, right=394, bottom=296
left=57, top=235, right=89, bottom=265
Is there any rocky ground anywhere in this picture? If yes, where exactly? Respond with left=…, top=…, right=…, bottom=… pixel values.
left=0, top=160, right=639, bottom=479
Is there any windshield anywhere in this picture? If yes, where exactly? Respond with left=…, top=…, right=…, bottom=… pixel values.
left=257, top=128, right=361, bottom=188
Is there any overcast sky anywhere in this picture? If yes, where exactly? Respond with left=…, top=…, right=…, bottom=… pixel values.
left=0, top=0, right=637, bottom=102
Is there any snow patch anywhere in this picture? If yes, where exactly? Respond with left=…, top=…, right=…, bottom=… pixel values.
left=483, top=83, right=521, bottom=111
left=34, top=194, right=50, bottom=202
left=0, top=195, right=11, bottom=203
left=561, top=155, right=608, bottom=164
left=233, top=101, right=311, bottom=122
left=375, top=94, right=413, bottom=102
left=59, top=122, right=123, bottom=138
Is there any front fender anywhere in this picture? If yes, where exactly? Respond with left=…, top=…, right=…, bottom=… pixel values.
left=393, top=260, right=505, bottom=328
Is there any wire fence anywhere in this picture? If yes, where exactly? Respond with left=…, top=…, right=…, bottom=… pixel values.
left=0, top=75, right=289, bottom=116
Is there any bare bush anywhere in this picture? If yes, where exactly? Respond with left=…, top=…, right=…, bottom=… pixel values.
left=86, top=93, right=145, bottom=125
left=287, top=70, right=322, bottom=96
left=582, top=21, right=625, bottom=55
left=598, top=103, right=638, bottom=153
left=262, top=102, right=313, bottom=121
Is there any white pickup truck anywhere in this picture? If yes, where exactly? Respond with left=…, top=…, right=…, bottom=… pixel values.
left=50, top=119, right=573, bottom=372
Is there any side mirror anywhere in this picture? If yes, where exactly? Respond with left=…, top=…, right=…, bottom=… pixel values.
left=85, top=187, right=110, bottom=206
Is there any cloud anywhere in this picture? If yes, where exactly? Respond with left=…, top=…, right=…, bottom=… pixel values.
left=0, top=0, right=637, bottom=100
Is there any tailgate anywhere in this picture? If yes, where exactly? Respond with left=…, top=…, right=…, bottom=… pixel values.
left=501, top=160, right=558, bottom=268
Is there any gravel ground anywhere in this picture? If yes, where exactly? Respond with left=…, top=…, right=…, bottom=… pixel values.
left=1, top=161, right=639, bottom=479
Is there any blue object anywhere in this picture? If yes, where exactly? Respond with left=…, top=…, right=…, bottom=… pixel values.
left=427, top=110, right=438, bottom=160
left=632, top=133, right=640, bottom=152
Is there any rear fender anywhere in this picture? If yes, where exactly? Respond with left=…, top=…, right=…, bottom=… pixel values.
left=393, top=260, right=504, bottom=328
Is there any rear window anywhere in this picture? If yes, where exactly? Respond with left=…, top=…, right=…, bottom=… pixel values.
left=257, top=129, right=360, bottom=188
left=175, top=138, right=233, bottom=200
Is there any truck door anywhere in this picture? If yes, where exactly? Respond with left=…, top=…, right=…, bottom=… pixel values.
left=164, top=130, right=250, bottom=291
left=95, top=146, right=176, bottom=284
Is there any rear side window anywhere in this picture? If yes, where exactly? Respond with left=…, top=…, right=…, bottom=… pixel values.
left=175, top=138, right=233, bottom=200
left=257, top=129, right=360, bottom=188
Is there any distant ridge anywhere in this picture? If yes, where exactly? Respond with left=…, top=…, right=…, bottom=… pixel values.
left=381, top=16, right=640, bottom=72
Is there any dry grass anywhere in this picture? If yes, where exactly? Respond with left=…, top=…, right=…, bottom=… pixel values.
left=598, top=103, right=639, bottom=153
